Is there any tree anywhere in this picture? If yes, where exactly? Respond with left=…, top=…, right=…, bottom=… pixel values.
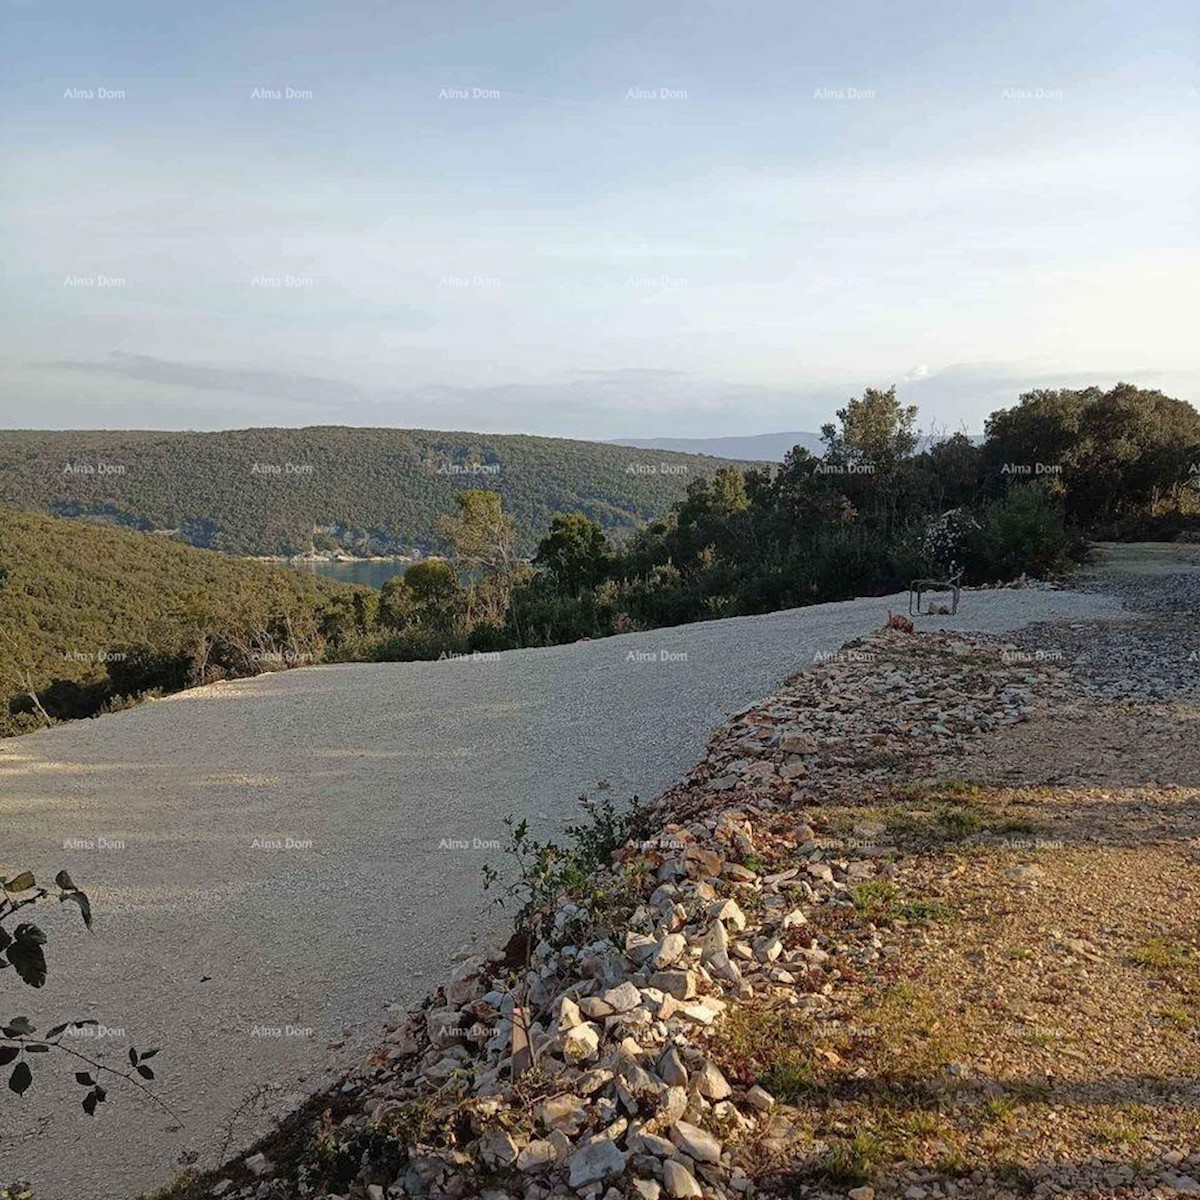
left=437, top=490, right=518, bottom=625
left=984, top=383, right=1200, bottom=524
left=821, top=386, right=919, bottom=473
left=394, top=560, right=461, bottom=633
left=532, top=514, right=610, bottom=594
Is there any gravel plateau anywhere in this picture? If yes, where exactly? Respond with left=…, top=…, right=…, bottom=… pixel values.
left=109, top=547, right=1200, bottom=1200
left=8, top=557, right=1199, bottom=1200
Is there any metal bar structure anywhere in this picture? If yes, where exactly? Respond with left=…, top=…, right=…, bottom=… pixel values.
left=909, top=569, right=964, bottom=617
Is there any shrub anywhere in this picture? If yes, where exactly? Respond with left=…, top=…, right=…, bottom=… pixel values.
left=961, top=485, right=1078, bottom=581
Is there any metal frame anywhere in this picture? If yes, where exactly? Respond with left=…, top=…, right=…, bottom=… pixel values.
left=909, top=568, right=963, bottom=617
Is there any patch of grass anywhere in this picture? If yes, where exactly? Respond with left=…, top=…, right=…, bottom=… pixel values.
left=715, top=1005, right=822, bottom=1100
left=849, top=880, right=953, bottom=924
left=1157, top=1002, right=1196, bottom=1030
left=1131, top=937, right=1196, bottom=971
left=897, top=898, right=956, bottom=922
left=851, top=879, right=899, bottom=920
left=994, top=818, right=1040, bottom=835
left=818, top=1131, right=878, bottom=1186
left=864, top=983, right=970, bottom=1078
left=763, top=1058, right=818, bottom=1102
left=937, top=806, right=983, bottom=839
left=935, top=1149, right=969, bottom=1177
left=1088, top=1117, right=1136, bottom=1145
left=980, top=1094, right=1019, bottom=1125
left=1019, top=1029, right=1056, bottom=1047
left=1007, top=945, right=1033, bottom=961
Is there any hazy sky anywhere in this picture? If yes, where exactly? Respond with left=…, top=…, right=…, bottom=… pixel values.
left=1, top=0, right=1196, bottom=437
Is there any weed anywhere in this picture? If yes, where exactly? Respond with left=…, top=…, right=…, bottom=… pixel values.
left=897, top=898, right=955, bottom=923
left=715, top=1006, right=821, bottom=1099
left=851, top=880, right=898, bottom=920
left=1088, top=1117, right=1135, bottom=1145
left=819, top=1131, right=878, bottom=1185
left=980, top=1094, right=1018, bottom=1124
left=849, top=881, right=952, bottom=924
left=1130, top=937, right=1195, bottom=971
left=937, top=807, right=982, bottom=839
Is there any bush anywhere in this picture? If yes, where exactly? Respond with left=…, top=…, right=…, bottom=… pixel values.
left=961, top=485, right=1079, bottom=581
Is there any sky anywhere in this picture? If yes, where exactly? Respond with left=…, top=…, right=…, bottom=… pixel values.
left=0, top=0, right=1196, bottom=438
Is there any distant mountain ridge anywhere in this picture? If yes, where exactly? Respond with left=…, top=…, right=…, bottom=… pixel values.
left=0, top=426, right=750, bottom=558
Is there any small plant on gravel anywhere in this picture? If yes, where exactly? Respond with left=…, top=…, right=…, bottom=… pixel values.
left=715, top=1005, right=822, bottom=1100
left=563, top=785, right=649, bottom=872
left=481, top=789, right=647, bottom=1069
left=979, top=1094, right=1019, bottom=1125
left=482, top=789, right=647, bottom=950
left=935, top=806, right=983, bottom=839
left=850, top=879, right=899, bottom=920
left=0, top=868, right=174, bottom=1121
left=817, top=1130, right=878, bottom=1185
left=897, top=898, right=956, bottom=923
left=1130, top=937, right=1196, bottom=971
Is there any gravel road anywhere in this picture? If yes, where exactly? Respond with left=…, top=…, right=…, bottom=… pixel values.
left=0, top=584, right=1130, bottom=1199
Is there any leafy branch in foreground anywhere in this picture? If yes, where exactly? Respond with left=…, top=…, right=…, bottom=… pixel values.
left=0, top=869, right=177, bottom=1122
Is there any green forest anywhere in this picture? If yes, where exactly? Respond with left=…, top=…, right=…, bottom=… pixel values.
left=3, top=382, right=1198, bottom=738
left=0, top=510, right=374, bottom=736
left=0, top=426, right=745, bottom=557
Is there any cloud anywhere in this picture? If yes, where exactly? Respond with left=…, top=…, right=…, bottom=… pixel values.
left=11, top=353, right=1196, bottom=438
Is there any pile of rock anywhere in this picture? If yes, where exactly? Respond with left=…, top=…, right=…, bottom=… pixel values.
left=204, top=628, right=1072, bottom=1200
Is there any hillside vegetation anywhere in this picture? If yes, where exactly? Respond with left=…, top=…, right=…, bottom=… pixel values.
left=0, top=427, right=745, bottom=557
left=0, top=509, right=373, bottom=736
left=4, top=381, right=1197, bottom=738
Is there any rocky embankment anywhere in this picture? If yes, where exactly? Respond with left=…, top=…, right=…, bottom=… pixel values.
left=166, top=623, right=1085, bottom=1200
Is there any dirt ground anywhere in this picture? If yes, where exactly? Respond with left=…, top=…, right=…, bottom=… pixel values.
left=781, top=699, right=1200, bottom=1198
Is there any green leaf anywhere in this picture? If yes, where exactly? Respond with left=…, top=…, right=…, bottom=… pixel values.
left=45, top=1022, right=70, bottom=1039
left=0, top=1047, right=19, bottom=1065
left=136, top=1064, right=155, bottom=1080
left=82, top=1090, right=98, bottom=1115
left=3, top=872, right=35, bottom=893
left=75, top=1071, right=95, bottom=1085
left=60, top=890, right=93, bottom=930
left=128, top=1047, right=138, bottom=1067
left=139, top=1048, right=161, bottom=1059
left=2, top=1017, right=34, bottom=1037
left=7, top=938, right=47, bottom=988
left=54, top=870, right=76, bottom=891
left=13, top=923, right=46, bottom=946
left=25, top=1044, right=49, bottom=1053
left=8, top=1061, right=32, bottom=1095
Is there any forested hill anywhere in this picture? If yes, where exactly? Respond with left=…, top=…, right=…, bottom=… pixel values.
left=0, top=508, right=370, bottom=735
left=0, top=427, right=750, bottom=556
